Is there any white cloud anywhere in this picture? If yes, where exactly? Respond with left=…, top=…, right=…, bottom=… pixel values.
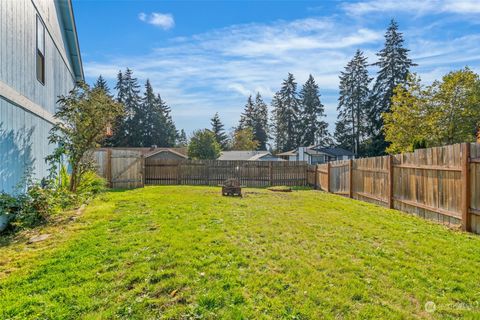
left=139, top=12, right=175, bottom=30
left=343, top=0, right=480, bottom=16
left=84, top=15, right=480, bottom=133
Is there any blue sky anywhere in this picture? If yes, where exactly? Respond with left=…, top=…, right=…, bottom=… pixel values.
left=73, top=0, right=480, bottom=135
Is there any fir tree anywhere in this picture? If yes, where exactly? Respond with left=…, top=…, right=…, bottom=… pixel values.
left=151, top=93, right=176, bottom=147
left=299, top=75, right=328, bottom=147
left=141, top=80, right=157, bottom=147
left=93, top=75, right=110, bottom=94
left=335, top=50, right=371, bottom=155
left=238, top=95, right=255, bottom=130
left=176, top=129, right=188, bottom=147
left=253, top=93, right=269, bottom=150
left=122, top=69, right=143, bottom=146
left=109, top=69, right=146, bottom=146
left=368, top=19, right=416, bottom=155
left=105, top=70, right=128, bottom=146
left=271, top=73, right=300, bottom=152
left=211, top=113, right=228, bottom=149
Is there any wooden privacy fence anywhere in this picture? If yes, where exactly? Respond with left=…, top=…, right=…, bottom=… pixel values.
left=307, top=143, right=480, bottom=234
left=94, top=149, right=144, bottom=189
left=144, top=159, right=308, bottom=187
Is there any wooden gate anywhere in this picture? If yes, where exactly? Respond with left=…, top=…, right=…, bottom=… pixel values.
left=94, top=149, right=144, bottom=189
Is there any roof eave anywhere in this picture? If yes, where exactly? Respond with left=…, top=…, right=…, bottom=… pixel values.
left=58, top=0, right=84, bottom=81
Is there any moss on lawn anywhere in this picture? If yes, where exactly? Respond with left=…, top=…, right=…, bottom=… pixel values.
left=1, top=186, right=480, bottom=319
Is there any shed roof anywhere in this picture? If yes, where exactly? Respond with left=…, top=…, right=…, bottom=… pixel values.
left=144, top=149, right=188, bottom=159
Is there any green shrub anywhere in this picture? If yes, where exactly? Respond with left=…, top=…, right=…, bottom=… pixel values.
left=77, top=171, right=107, bottom=197
left=1, top=169, right=106, bottom=234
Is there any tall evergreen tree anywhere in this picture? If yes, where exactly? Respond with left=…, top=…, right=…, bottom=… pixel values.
left=253, top=93, right=269, bottom=150
left=238, top=95, right=255, bottom=130
left=176, top=129, right=188, bottom=147
left=271, top=73, right=300, bottom=152
left=93, top=75, right=110, bottom=94
left=141, top=80, right=157, bottom=147
left=335, top=50, right=371, bottom=155
left=299, top=75, right=328, bottom=146
left=211, top=113, right=228, bottom=149
left=153, top=93, right=177, bottom=147
left=122, top=69, right=142, bottom=146
left=367, top=19, right=416, bottom=155
left=105, top=70, right=127, bottom=146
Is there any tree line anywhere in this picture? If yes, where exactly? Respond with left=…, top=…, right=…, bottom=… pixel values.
left=194, top=19, right=419, bottom=158
left=95, top=69, right=184, bottom=148
left=192, top=73, right=330, bottom=158
left=98, top=19, right=480, bottom=159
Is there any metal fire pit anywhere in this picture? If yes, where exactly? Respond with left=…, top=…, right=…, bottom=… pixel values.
left=221, top=178, right=242, bottom=197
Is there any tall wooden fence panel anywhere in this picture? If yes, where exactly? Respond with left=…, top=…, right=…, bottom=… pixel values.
left=144, top=159, right=307, bottom=187
left=353, top=156, right=389, bottom=206
left=329, top=160, right=350, bottom=196
left=470, top=143, right=480, bottom=233
left=392, top=144, right=463, bottom=226
left=94, top=149, right=144, bottom=189
left=307, top=143, right=479, bottom=232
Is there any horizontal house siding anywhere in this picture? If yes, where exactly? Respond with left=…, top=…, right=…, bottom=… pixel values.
left=0, top=98, right=54, bottom=193
left=0, top=0, right=75, bottom=116
left=0, top=0, right=78, bottom=193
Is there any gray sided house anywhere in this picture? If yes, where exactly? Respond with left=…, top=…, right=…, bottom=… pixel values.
left=0, top=0, right=83, bottom=193
left=278, top=146, right=354, bottom=165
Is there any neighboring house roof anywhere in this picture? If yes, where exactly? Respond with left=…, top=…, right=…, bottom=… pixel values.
left=144, top=149, right=188, bottom=159
left=311, top=146, right=355, bottom=157
left=278, top=146, right=354, bottom=158
left=218, top=151, right=273, bottom=161
left=58, top=0, right=84, bottom=81
left=97, top=147, right=188, bottom=157
left=248, top=153, right=284, bottom=161
left=277, top=150, right=297, bottom=156
left=304, top=149, right=324, bottom=156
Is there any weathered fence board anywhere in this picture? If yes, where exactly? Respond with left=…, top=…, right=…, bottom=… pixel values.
left=94, top=149, right=144, bottom=189
left=306, top=143, right=480, bottom=232
left=144, top=159, right=307, bottom=187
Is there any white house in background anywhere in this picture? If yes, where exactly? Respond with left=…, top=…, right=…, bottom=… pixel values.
left=218, top=151, right=284, bottom=161
left=277, top=146, right=354, bottom=164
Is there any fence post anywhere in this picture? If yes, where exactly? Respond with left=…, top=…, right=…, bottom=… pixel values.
left=269, top=162, right=273, bottom=186
left=348, top=159, right=353, bottom=198
left=205, top=161, right=209, bottom=186
left=388, top=155, right=394, bottom=209
left=141, top=155, right=145, bottom=188
left=314, top=164, right=318, bottom=190
left=326, top=162, right=331, bottom=193
left=177, top=162, right=181, bottom=185
left=106, top=148, right=112, bottom=188
left=461, top=143, right=471, bottom=232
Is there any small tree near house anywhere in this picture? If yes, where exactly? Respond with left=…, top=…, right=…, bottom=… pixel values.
left=47, top=82, right=124, bottom=192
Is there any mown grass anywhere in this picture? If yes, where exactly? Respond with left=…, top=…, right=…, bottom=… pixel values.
left=1, top=186, right=480, bottom=319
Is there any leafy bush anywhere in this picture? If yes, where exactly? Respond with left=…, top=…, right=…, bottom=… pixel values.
left=1, top=169, right=106, bottom=233
left=76, top=171, right=107, bottom=198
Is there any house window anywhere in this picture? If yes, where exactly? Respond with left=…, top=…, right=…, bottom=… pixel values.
left=36, top=15, right=45, bottom=85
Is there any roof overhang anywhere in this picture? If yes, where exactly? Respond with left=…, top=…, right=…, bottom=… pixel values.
left=57, top=0, right=84, bottom=81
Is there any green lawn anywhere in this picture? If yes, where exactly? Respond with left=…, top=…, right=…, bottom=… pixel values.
left=1, top=186, right=480, bottom=319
